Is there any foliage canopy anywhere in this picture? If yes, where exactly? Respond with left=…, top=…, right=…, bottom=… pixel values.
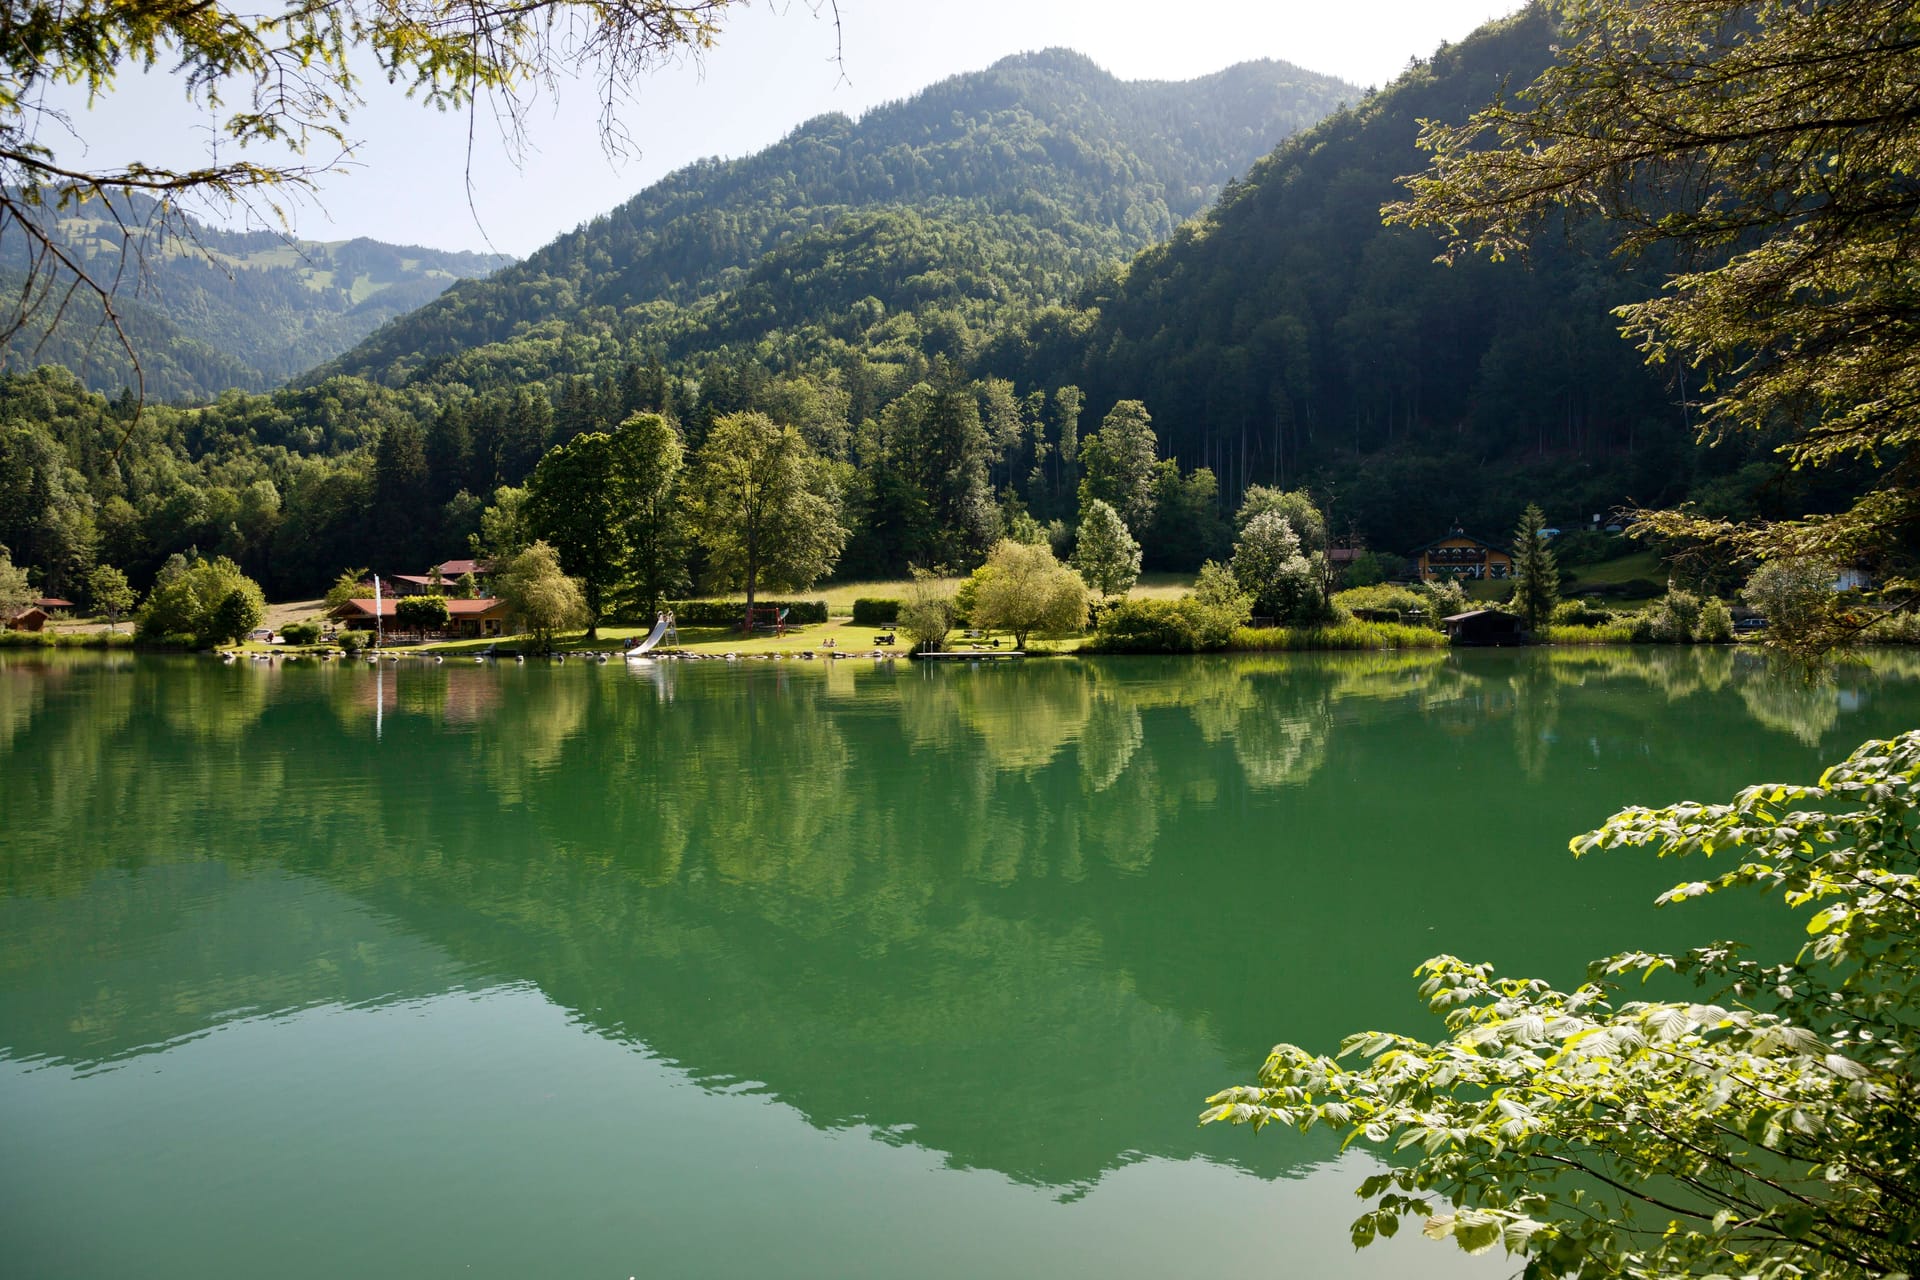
left=1390, top=0, right=1920, bottom=650
left=1206, top=729, right=1920, bottom=1279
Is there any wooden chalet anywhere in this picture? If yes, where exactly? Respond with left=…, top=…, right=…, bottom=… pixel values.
left=4, top=606, right=49, bottom=632
left=1414, top=526, right=1515, bottom=582
left=329, top=597, right=517, bottom=639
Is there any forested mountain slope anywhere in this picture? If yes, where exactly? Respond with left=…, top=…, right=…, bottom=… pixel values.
left=321, top=50, right=1358, bottom=386
left=987, top=4, right=1825, bottom=548
left=0, top=196, right=512, bottom=400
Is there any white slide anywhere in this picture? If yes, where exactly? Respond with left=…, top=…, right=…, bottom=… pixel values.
left=626, top=614, right=673, bottom=658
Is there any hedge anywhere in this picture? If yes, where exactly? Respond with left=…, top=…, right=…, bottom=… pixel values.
left=850, top=598, right=901, bottom=626
left=667, top=599, right=829, bottom=628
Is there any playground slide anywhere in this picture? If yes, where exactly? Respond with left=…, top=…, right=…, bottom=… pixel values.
left=626, top=615, right=673, bottom=658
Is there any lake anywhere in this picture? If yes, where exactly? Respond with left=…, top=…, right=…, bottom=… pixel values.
left=4, top=648, right=1918, bottom=1278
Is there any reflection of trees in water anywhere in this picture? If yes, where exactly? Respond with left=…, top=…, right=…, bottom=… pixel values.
left=1739, top=670, right=1842, bottom=745
left=15, top=652, right=1920, bottom=1193
left=0, top=663, right=48, bottom=750
left=1545, top=646, right=1735, bottom=700
left=1078, top=695, right=1142, bottom=793
left=1510, top=663, right=1560, bottom=780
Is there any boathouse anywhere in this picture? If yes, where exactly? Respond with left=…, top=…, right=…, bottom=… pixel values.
left=1442, top=609, right=1526, bottom=647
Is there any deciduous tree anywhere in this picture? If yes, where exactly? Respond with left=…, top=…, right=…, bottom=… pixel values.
left=86, top=563, right=134, bottom=630
left=1072, top=499, right=1141, bottom=598
left=494, top=541, right=587, bottom=650
left=1231, top=511, right=1321, bottom=624
left=1078, top=400, right=1159, bottom=531
left=1206, top=729, right=1920, bottom=1280
left=690, top=412, right=845, bottom=627
left=969, top=540, right=1088, bottom=649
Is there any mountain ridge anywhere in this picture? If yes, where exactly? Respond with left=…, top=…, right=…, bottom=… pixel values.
left=315, top=48, right=1360, bottom=386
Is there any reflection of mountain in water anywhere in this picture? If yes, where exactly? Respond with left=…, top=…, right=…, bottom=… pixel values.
left=2, top=649, right=1917, bottom=1191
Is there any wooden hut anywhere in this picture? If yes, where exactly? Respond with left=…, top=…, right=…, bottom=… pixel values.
left=1442, top=609, right=1525, bottom=647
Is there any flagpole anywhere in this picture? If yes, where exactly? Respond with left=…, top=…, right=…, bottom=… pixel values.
left=374, top=574, right=383, bottom=649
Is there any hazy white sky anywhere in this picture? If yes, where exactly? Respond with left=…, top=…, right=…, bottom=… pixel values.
left=63, top=0, right=1526, bottom=257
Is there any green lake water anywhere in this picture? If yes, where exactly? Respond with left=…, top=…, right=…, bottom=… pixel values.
left=4, top=647, right=1919, bottom=1278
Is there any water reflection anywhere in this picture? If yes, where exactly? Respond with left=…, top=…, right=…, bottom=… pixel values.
left=2, top=648, right=1918, bottom=1199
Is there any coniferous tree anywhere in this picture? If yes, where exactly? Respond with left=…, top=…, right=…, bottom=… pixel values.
left=1510, top=503, right=1559, bottom=635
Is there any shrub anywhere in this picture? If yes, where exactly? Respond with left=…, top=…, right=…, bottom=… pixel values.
left=1551, top=598, right=1615, bottom=628
left=1335, top=583, right=1431, bottom=624
left=338, top=630, right=366, bottom=653
left=1090, top=599, right=1200, bottom=653
left=667, top=599, right=829, bottom=628
left=969, top=540, right=1089, bottom=648
left=1697, top=596, right=1735, bottom=643
left=281, top=622, right=322, bottom=645
left=851, top=598, right=900, bottom=626
left=1548, top=621, right=1637, bottom=645
left=395, top=595, right=451, bottom=632
left=1228, top=620, right=1447, bottom=651
left=1422, top=578, right=1469, bottom=624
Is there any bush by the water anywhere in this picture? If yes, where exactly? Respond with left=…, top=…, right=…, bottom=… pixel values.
left=1091, top=599, right=1205, bottom=652
left=338, top=630, right=366, bottom=653
left=281, top=622, right=322, bottom=645
left=1229, top=620, right=1447, bottom=651
left=850, top=598, right=900, bottom=626
left=1334, top=583, right=1433, bottom=626
left=0, top=630, right=132, bottom=648
left=1628, top=589, right=1734, bottom=644
left=668, top=599, right=829, bottom=628
left=1547, top=621, right=1637, bottom=645
left=1551, top=598, right=1616, bottom=628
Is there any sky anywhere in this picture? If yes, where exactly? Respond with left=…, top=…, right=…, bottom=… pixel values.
left=58, top=0, right=1527, bottom=258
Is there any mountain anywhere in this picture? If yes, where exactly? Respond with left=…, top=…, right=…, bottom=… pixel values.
left=983, top=5, right=1823, bottom=549
left=319, top=49, right=1360, bottom=387
left=0, top=196, right=513, bottom=400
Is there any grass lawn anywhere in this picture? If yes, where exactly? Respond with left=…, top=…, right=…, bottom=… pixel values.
left=1569, top=549, right=1664, bottom=585
left=693, top=572, right=1196, bottom=614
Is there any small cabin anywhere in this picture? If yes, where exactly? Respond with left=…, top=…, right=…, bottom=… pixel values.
left=1443, top=609, right=1526, bottom=647
left=4, top=606, right=49, bottom=632
left=1414, top=526, right=1515, bottom=582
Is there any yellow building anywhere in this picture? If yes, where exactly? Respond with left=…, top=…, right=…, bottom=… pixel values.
left=1413, top=526, right=1515, bottom=582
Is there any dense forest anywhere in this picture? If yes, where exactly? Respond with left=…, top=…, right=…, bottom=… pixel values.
left=0, top=194, right=512, bottom=399
left=0, top=14, right=1866, bottom=608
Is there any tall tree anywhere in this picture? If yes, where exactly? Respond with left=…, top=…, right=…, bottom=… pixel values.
left=1231, top=511, right=1321, bottom=625
left=1078, top=399, right=1159, bottom=531
left=610, top=412, right=687, bottom=615
left=1390, top=0, right=1920, bottom=649
left=690, top=412, right=846, bottom=627
left=1509, top=503, right=1558, bottom=634
left=86, top=563, right=135, bottom=631
left=1072, top=499, right=1142, bottom=598
left=372, top=421, right=431, bottom=570
left=525, top=432, right=623, bottom=640
left=0, top=547, right=31, bottom=619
